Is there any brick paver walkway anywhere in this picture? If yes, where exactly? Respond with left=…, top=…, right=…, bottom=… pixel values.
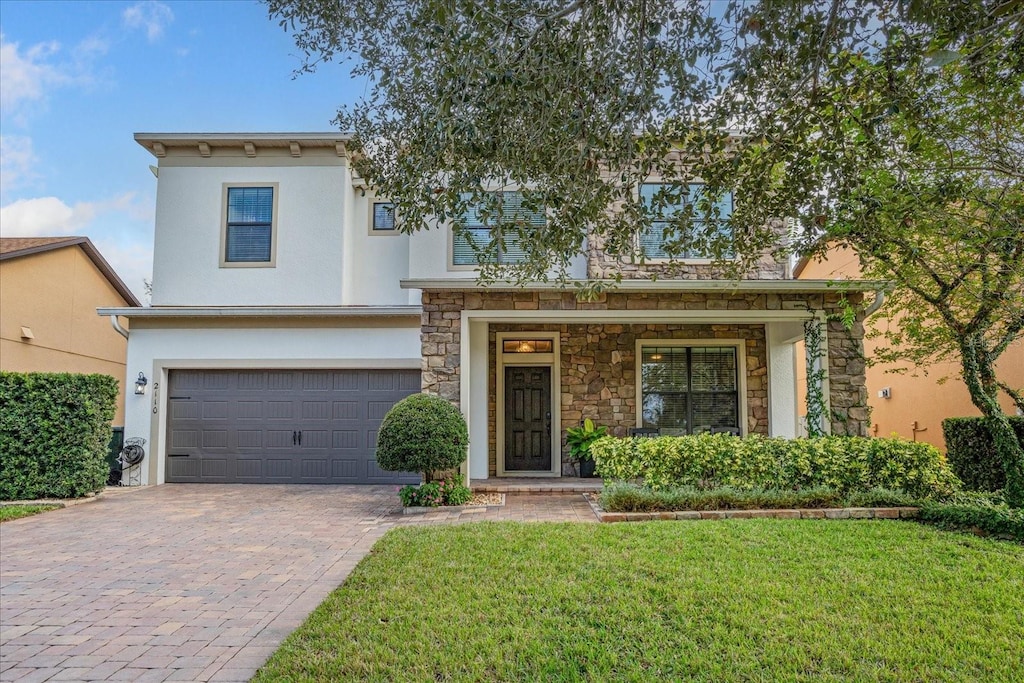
left=1, top=486, right=595, bottom=682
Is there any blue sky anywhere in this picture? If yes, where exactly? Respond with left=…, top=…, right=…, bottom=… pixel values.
left=1, top=0, right=363, bottom=299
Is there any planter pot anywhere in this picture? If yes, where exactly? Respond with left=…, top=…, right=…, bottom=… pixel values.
left=578, top=458, right=597, bottom=478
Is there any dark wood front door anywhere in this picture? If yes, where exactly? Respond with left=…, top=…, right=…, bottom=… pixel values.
left=504, top=366, right=552, bottom=471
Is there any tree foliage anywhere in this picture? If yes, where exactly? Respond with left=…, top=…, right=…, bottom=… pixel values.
left=268, top=0, right=1024, bottom=503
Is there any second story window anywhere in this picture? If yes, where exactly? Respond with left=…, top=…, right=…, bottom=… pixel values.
left=452, top=191, right=545, bottom=266
left=639, top=183, right=733, bottom=260
left=372, top=202, right=396, bottom=232
left=224, top=186, right=275, bottom=265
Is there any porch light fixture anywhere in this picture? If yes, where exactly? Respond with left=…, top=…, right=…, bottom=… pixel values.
left=134, top=372, right=148, bottom=395
left=502, top=340, right=553, bottom=353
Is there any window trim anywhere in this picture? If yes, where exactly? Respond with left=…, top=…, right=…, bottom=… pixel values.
left=636, top=182, right=737, bottom=264
left=220, top=182, right=279, bottom=268
left=368, top=198, right=400, bottom=236
left=634, top=339, right=748, bottom=436
left=448, top=190, right=546, bottom=269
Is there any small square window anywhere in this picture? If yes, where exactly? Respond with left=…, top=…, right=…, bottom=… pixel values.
left=372, top=202, right=396, bottom=231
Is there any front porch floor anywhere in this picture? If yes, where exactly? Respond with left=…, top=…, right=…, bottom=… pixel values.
left=471, top=477, right=603, bottom=493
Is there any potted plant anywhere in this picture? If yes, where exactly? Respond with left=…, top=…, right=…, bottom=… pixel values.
left=565, top=418, right=608, bottom=478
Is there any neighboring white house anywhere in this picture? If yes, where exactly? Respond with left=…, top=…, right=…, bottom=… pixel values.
left=101, top=132, right=879, bottom=486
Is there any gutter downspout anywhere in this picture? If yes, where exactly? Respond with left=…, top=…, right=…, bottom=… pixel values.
left=109, top=315, right=129, bottom=339
left=864, top=288, right=886, bottom=317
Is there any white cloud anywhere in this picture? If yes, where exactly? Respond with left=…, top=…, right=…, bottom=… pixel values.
left=0, top=193, right=138, bottom=237
left=0, top=35, right=67, bottom=115
left=122, top=2, right=174, bottom=43
left=0, top=135, right=39, bottom=196
left=0, top=33, right=108, bottom=119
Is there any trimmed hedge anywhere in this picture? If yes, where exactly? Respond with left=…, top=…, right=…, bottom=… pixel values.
left=599, top=483, right=919, bottom=513
left=942, top=416, right=1024, bottom=492
left=0, top=372, right=118, bottom=500
left=376, top=393, right=468, bottom=480
left=590, top=433, right=960, bottom=499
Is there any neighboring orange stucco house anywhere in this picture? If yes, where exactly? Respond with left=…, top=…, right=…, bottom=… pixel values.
left=795, top=243, right=1023, bottom=450
left=0, top=237, right=141, bottom=426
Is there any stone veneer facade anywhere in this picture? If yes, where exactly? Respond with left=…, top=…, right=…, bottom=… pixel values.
left=420, top=289, right=868, bottom=475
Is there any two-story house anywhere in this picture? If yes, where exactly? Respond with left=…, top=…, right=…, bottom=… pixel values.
left=100, top=132, right=878, bottom=486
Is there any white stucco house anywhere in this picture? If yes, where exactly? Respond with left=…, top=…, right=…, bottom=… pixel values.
left=101, top=132, right=878, bottom=486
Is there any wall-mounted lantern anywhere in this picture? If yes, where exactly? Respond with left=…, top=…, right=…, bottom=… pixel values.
left=134, top=372, right=148, bottom=395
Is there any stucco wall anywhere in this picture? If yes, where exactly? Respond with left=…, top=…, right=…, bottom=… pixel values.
left=796, top=246, right=1023, bottom=448
left=0, top=247, right=131, bottom=424
left=151, top=160, right=354, bottom=306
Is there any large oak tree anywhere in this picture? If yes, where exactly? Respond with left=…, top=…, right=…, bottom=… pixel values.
left=268, top=0, right=1024, bottom=503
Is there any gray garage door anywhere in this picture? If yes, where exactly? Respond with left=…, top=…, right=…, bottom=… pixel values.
left=165, top=369, right=421, bottom=484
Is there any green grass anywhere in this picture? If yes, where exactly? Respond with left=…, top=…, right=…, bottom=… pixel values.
left=0, top=504, right=60, bottom=522
left=256, top=521, right=1024, bottom=682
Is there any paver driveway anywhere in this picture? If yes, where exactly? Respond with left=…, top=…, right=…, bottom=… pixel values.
left=0, top=485, right=401, bottom=682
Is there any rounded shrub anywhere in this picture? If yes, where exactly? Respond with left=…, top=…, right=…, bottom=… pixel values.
left=376, top=393, right=468, bottom=481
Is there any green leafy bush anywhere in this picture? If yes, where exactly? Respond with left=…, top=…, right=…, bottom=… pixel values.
left=942, top=417, right=1024, bottom=492
left=590, top=433, right=960, bottom=499
left=398, top=477, right=473, bottom=507
left=599, top=483, right=918, bottom=513
left=376, top=393, right=468, bottom=481
left=0, top=372, right=118, bottom=500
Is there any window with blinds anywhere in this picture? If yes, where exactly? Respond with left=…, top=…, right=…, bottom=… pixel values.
left=452, top=191, right=545, bottom=265
left=640, top=346, right=739, bottom=435
left=225, top=187, right=274, bottom=263
left=639, top=183, right=733, bottom=260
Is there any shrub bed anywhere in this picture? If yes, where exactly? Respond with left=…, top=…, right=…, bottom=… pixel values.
left=918, top=491, right=1024, bottom=542
left=942, top=416, right=1024, bottom=492
left=0, top=372, right=118, bottom=500
left=599, top=483, right=919, bottom=513
left=590, top=433, right=959, bottom=499
left=399, top=477, right=473, bottom=507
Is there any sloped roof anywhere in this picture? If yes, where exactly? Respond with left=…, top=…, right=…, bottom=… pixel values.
left=0, top=236, right=142, bottom=307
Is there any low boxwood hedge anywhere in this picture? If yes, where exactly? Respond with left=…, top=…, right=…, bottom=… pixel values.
left=590, top=433, right=960, bottom=499
left=0, top=372, right=118, bottom=500
left=942, top=416, right=1024, bottom=492
left=599, top=483, right=919, bottom=513
left=918, top=492, right=1023, bottom=542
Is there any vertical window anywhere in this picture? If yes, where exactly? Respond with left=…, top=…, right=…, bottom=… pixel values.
left=452, top=191, right=545, bottom=266
left=639, top=183, right=733, bottom=259
left=372, top=202, right=396, bottom=232
left=640, top=346, right=739, bottom=435
left=225, top=186, right=274, bottom=263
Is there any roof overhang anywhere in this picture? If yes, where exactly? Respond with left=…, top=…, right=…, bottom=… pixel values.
left=400, top=278, right=888, bottom=292
left=97, top=305, right=422, bottom=319
left=134, top=132, right=354, bottom=159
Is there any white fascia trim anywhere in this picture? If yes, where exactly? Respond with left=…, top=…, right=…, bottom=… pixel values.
left=401, top=278, right=887, bottom=292
left=134, top=132, right=353, bottom=143
left=96, top=306, right=423, bottom=318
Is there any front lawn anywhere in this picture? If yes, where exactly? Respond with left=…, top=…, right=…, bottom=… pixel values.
left=256, top=521, right=1023, bottom=682
left=0, top=504, right=60, bottom=522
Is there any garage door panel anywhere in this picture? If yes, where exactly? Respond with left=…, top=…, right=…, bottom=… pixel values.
left=166, top=369, right=421, bottom=484
left=236, top=459, right=263, bottom=478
